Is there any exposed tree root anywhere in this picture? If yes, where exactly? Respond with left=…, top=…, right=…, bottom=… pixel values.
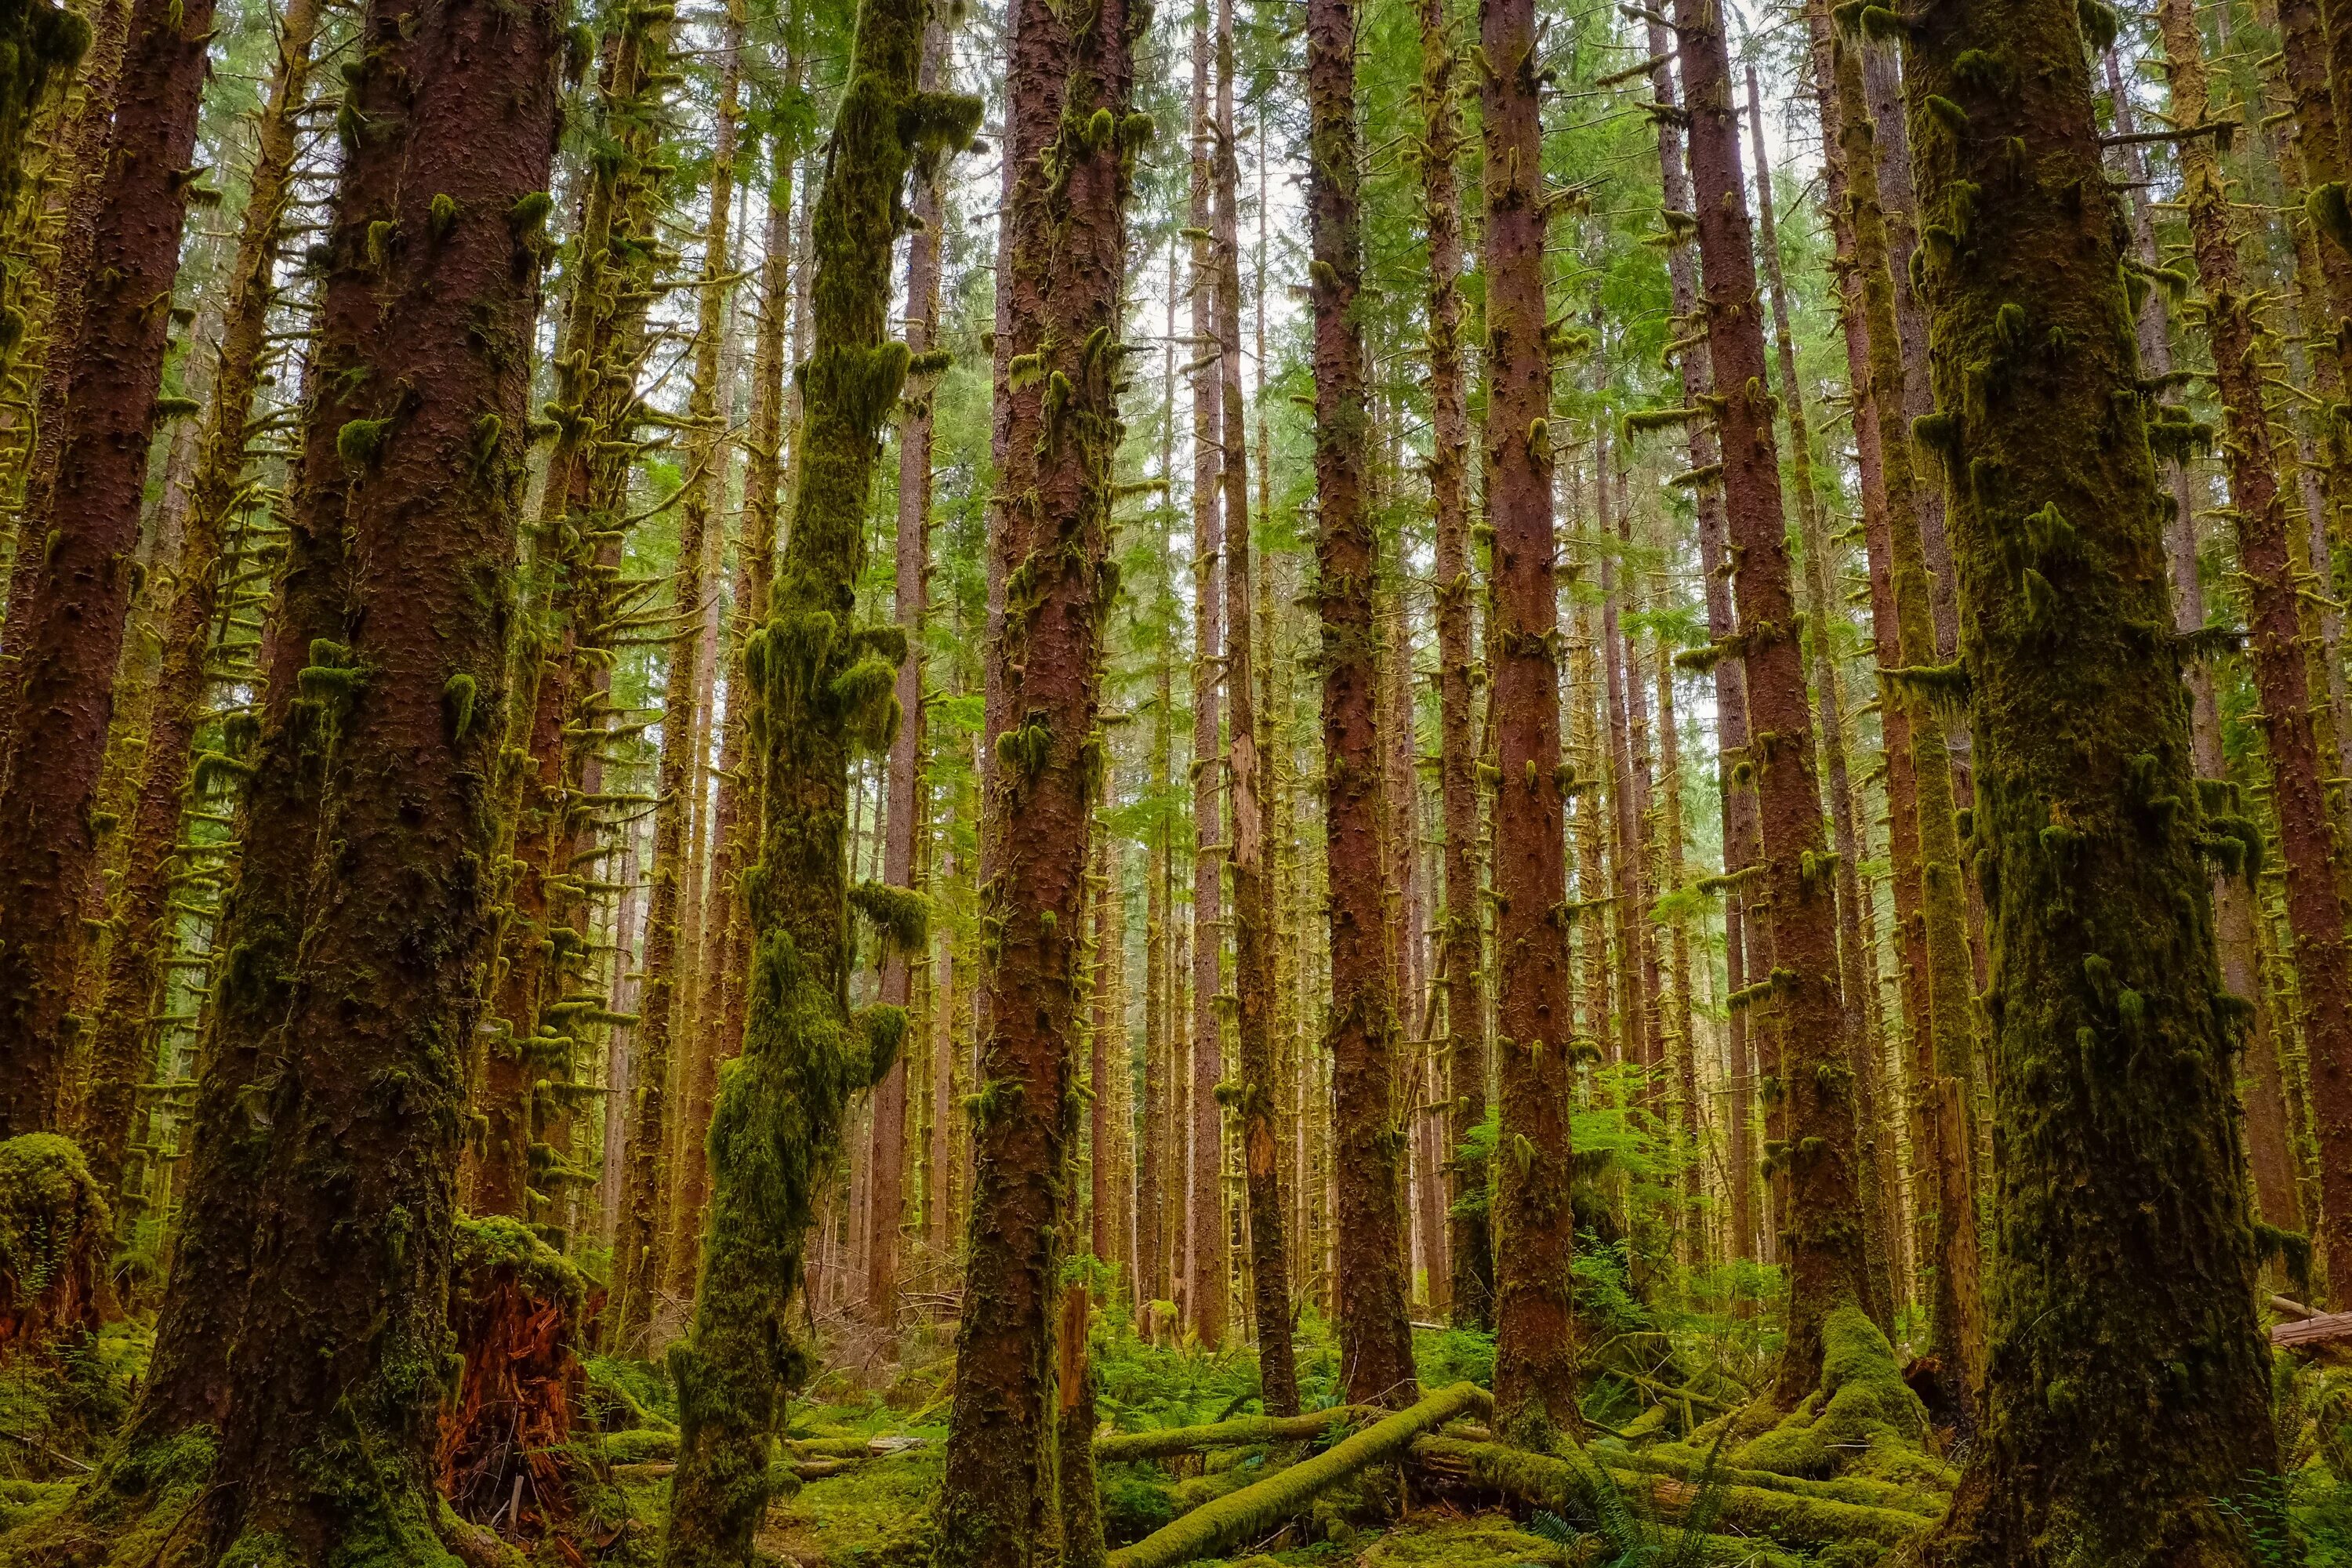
left=1709, top=1306, right=1943, bottom=1484
left=0, top=1134, right=109, bottom=1360
left=1093, top=1405, right=1381, bottom=1462
left=1411, top=1436, right=1932, bottom=1551
left=1102, top=1381, right=1491, bottom=1568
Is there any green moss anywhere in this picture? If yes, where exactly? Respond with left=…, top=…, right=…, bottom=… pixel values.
left=761, top=1446, right=942, bottom=1566
left=0, top=1133, right=109, bottom=1353
left=1729, top=1307, right=1929, bottom=1479
left=1356, top=1515, right=1569, bottom=1566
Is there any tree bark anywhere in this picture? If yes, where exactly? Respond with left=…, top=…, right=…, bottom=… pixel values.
left=2157, top=0, right=2352, bottom=1311
left=0, top=0, right=220, bottom=1140
left=1310, top=0, right=1416, bottom=1408
left=1827, top=13, right=1984, bottom=1399
left=20, top=0, right=562, bottom=1549
left=1898, top=0, right=2285, bottom=1551
left=1418, top=0, right=1490, bottom=1333
left=931, top=0, right=1135, bottom=1549
left=1215, top=0, right=1297, bottom=1418
left=1669, top=0, right=1868, bottom=1403
left=659, top=2, right=973, bottom=1555
left=78, top=0, right=324, bottom=1210
left=1481, top=0, right=1577, bottom=1443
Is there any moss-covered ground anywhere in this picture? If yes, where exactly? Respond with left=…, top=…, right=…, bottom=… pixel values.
left=14, top=1265, right=2352, bottom=1566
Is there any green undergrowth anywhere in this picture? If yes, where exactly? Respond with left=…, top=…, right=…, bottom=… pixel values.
left=0, top=1319, right=145, bottom=1479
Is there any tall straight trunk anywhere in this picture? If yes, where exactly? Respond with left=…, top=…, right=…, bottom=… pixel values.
left=1647, top=24, right=1761, bottom=1266
left=23, top=0, right=562, bottom=1546
left=1483, top=0, right=1576, bottom=1442
left=1091, top=837, right=1117, bottom=1268
left=660, top=3, right=974, bottom=1556
left=0, top=0, right=218, bottom=1138
left=2158, top=0, right=2352, bottom=1309
left=1310, top=0, right=1415, bottom=1408
left=1896, top=0, right=2281, bottom=1552
left=1805, top=0, right=1932, bottom=1325
left=1421, top=0, right=1489, bottom=1331
left=78, top=0, right=323, bottom=1207
left=671, top=125, right=801, bottom=1294
left=1216, top=0, right=1297, bottom=1417
left=1650, top=575, right=1704, bottom=1262
left=1618, top=510, right=1665, bottom=1094
left=1143, top=524, right=1173, bottom=1310
left=2281, top=0, right=2352, bottom=401
left=933, top=0, right=1134, bottom=1544
left=614, top=11, right=742, bottom=1348
left=1670, top=0, right=1867, bottom=1401
left=1828, top=14, right=1983, bottom=1394
left=1598, top=461, right=1647, bottom=1078
left=1185, top=3, right=1229, bottom=1350
left=867, top=13, right=949, bottom=1328
left=1744, top=63, right=1897, bottom=1320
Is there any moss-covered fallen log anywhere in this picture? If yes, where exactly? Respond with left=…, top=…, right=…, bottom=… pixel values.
left=1103, top=1381, right=1490, bottom=1568
left=1411, top=1436, right=1930, bottom=1550
left=1092, top=1405, right=1381, bottom=1462
left=1597, top=1443, right=1945, bottom=1516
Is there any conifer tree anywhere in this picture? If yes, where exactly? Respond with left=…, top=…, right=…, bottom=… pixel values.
left=659, top=0, right=977, bottom=1554
left=1899, top=0, right=2280, bottom=1552
left=932, top=0, right=1141, bottom=1539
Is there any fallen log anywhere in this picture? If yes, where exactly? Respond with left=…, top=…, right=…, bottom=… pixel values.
left=1093, top=1405, right=1382, bottom=1463
left=1103, top=1382, right=1490, bottom=1568
left=1598, top=1444, right=1944, bottom=1517
left=1410, top=1437, right=1929, bottom=1551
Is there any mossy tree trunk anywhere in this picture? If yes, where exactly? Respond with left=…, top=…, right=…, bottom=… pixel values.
left=0, top=0, right=81, bottom=216
left=1310, top=0, right=1417, bottom=1410
left=2157, top=0, right=2352, bottom=1312
left=1670, top=0, right=1869, bottom=1403
left=1896, top=0, right=2283, bottom=1552
left=0, top=0, right=219, bottom=1142
left=1419, top=0, right=1490, bottom=1334
left=1828, top=13, right=1984, bottom=1396
left=1216, top=0, right=1298, bottom=1418
left=78, top=0, right=323, bottom=1213
left=931, top=0, right=1137, bottom=1546
left=1184, top=0, right=1228, bottom=1352
left=867, top=13, right=949, bottom=1330
left=658, top=0, right=975, bottom=1557
left=1481, top=0, right=1576, bottom=1445
left=24, top=0, right=563, bottom=1548
left=1744, top=60, right=1900, bottom=1323
left=613, top=2, right=743, bottom=1349
left=671, top=82, right=805, bottom=1294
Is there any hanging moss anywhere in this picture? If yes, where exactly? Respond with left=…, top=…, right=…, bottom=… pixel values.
left=0, top=0, right=86, bottom=216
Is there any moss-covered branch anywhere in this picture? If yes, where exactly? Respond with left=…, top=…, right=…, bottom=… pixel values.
left=1410, top=1436, right=1931, bottom=1550
left=1092, top=1406, right=1381, bottom=1462
left=1103, top=1381, right=1490, bottom=1568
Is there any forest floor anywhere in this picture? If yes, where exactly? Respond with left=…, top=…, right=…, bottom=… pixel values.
left=5, top=1287, right=2352, bottom=1566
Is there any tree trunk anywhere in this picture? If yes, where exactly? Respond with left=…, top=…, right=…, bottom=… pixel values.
left=0, top=0, right=81, bottom=216
left=1669, top=0, right=1868, bottom=1403
left=22, top=0, right=562, bottom=1547
left=612, top=0, right=742, bottom=1349
left=1897, top=0, right=2284, bottom=1553
left=1417, top=0, right=1489, bottom=1334
left=1744, top=62, right=1900, bottom=1325
left=0, top=0, right=218, bottom=1140
left=866, top=13, right=949, bottom=1331
left=1828, top=13, right=1984, bottom=1397
left=930, top=0, right=1134, bottom=1545
left=1215, top=0, right=1297, bottom=1418
left=659, top=3, right=973, bottom=1556
left=1311, top=0, right=1416, bottom=1409
left=670, top=120, right=802, bottom=1294
left=78, top=0, right=323, bottom=1210
left=2157, top=0, right=2352, bottom=1311
left=1482, top=0, right=1576, bottom=1442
